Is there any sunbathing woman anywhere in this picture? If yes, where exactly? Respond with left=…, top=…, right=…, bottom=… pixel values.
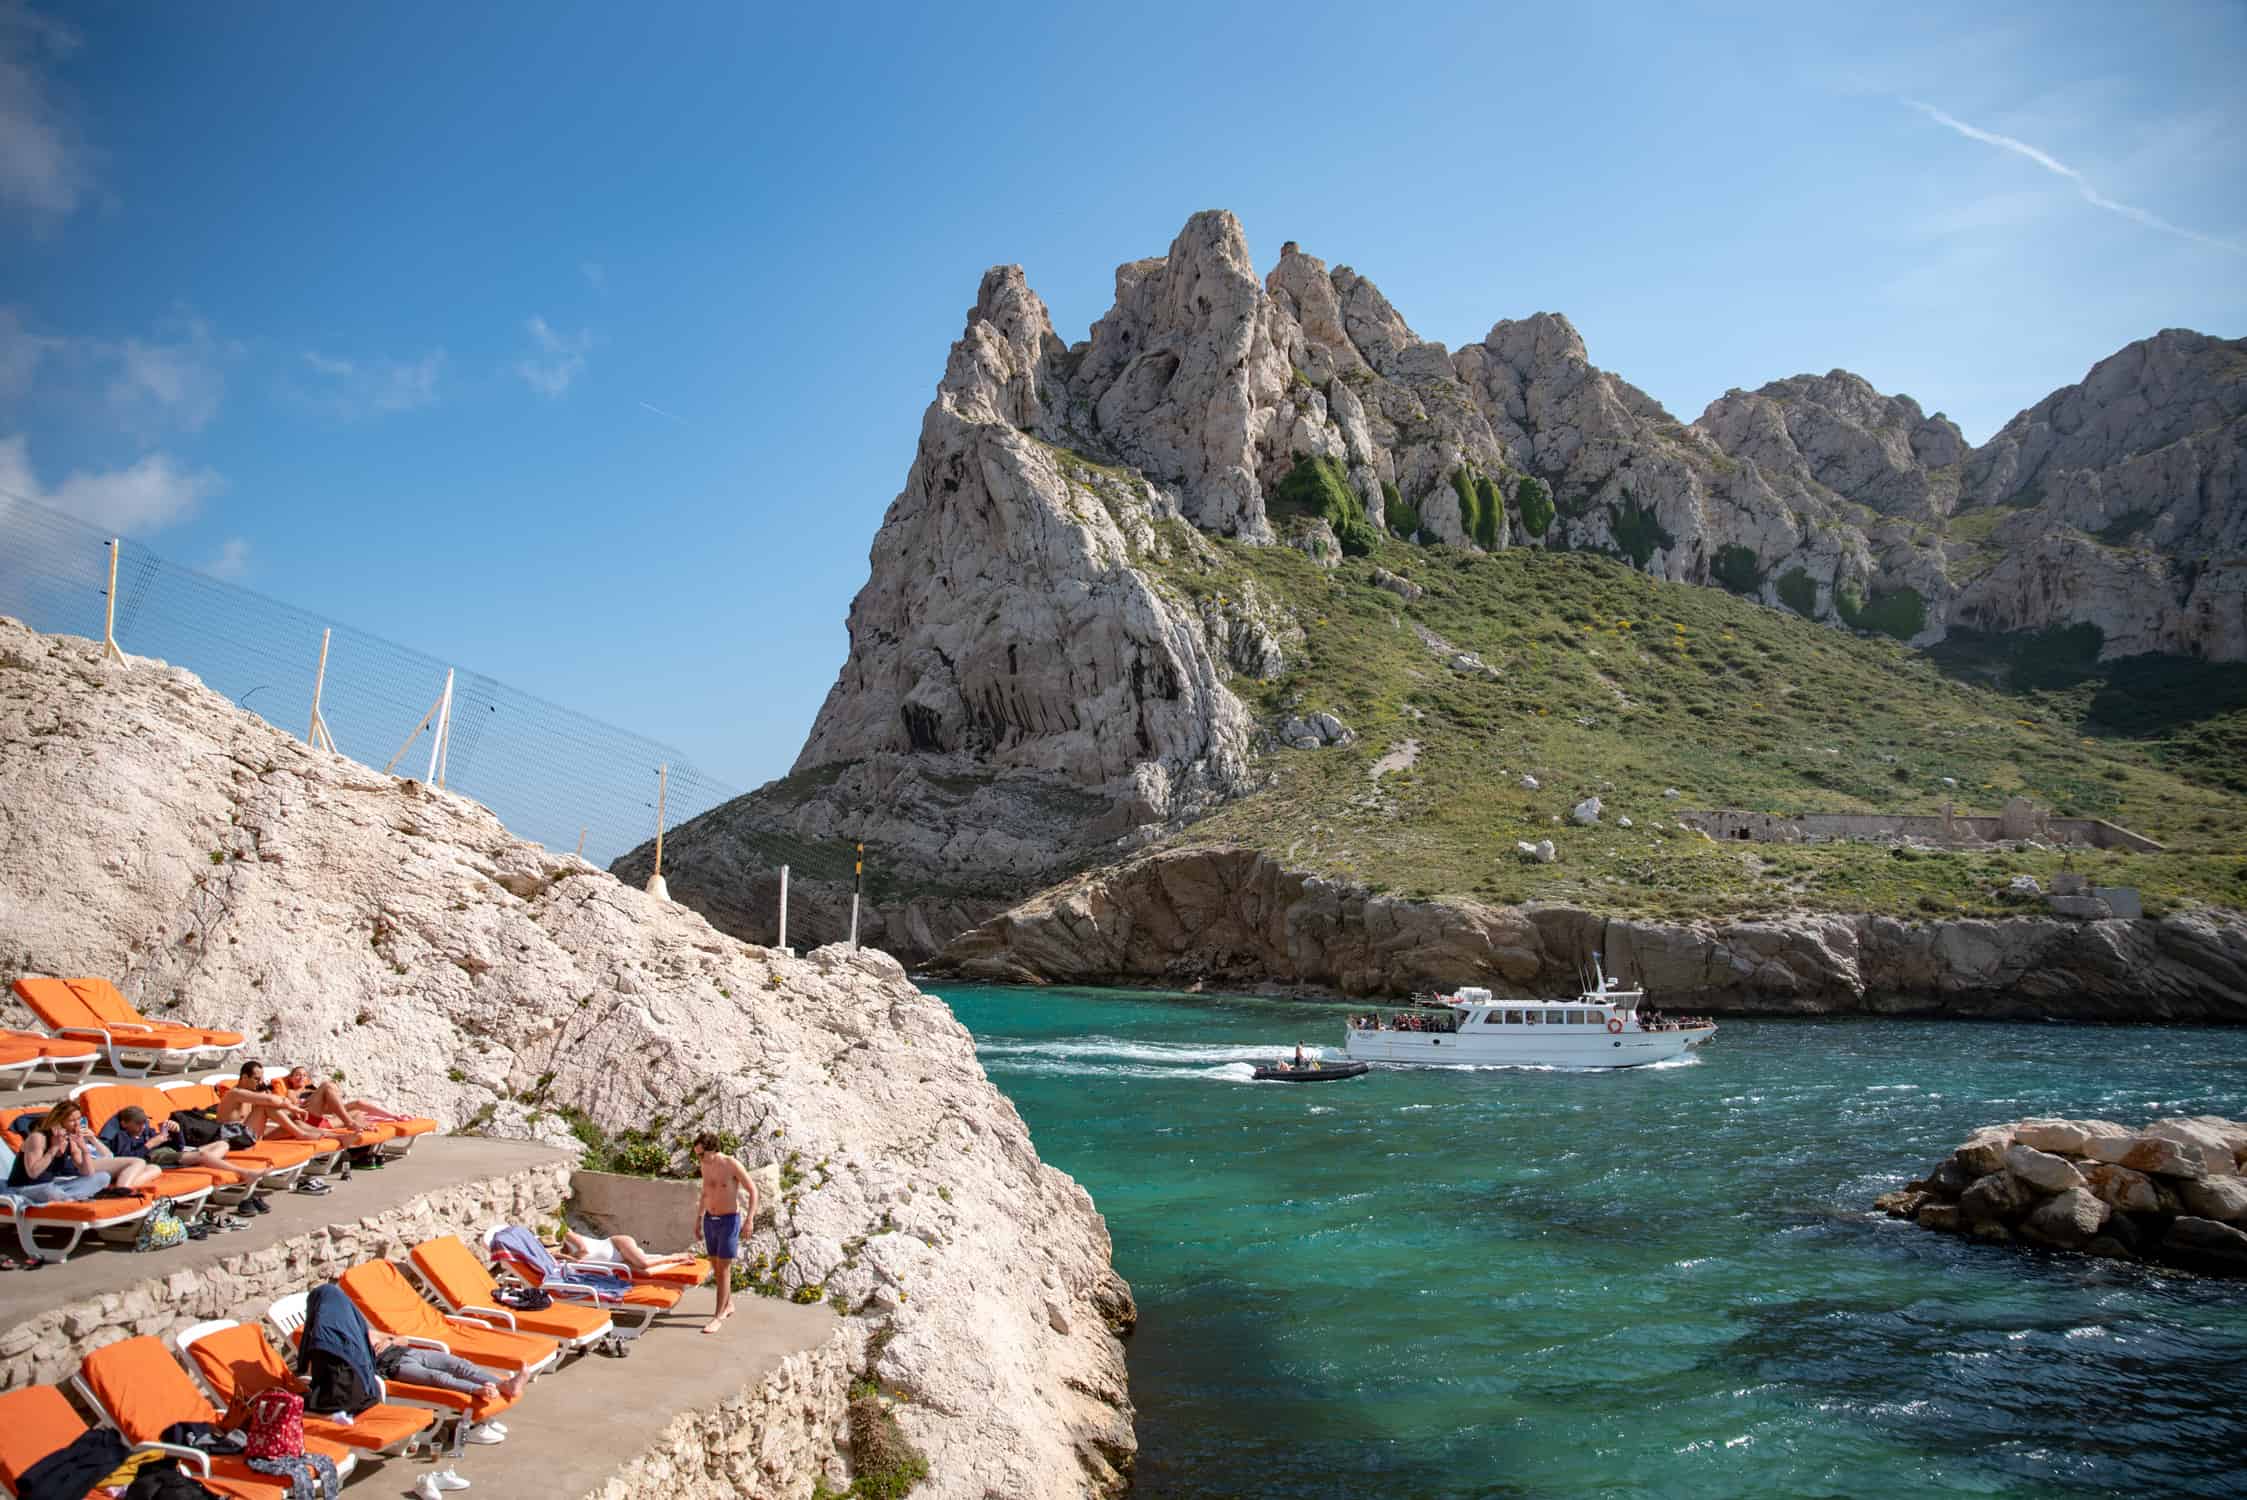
left=560, top=1228, right=702, bottom=1278
left=279, top=1066, right=411, bottom=1131
left=11, top=1099, right=160, bottom=1196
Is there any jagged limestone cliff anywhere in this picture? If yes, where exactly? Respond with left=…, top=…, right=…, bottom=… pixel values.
left=632, top=211, right=2244, bottom=966
left=0, top=618, right=1136, bottom=1500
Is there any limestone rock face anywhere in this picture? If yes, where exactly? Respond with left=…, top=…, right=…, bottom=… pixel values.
left=2019, top=1186, right=2110, bottom=1249
left=0, top=620, right=1136, bottom=1500
left=626, top=216, right=2241, bottom=968
left=2003, top=1143, right=2084, bottom=1194
left=929, top=844, right=2247, bottom=1020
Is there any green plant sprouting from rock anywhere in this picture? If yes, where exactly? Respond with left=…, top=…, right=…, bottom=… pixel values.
left=1835, top=583, right=1928, bottom=641
left=1514, top=475, right=1554, bottom=538
left=1776, top=567, right=1819, bottom=619
left=1712, top=544, right=1764, bottom=596
left=1270, top=455, right=1377, bottom=557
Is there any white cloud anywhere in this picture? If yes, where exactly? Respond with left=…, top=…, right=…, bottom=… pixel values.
left=638, top=399, right=687, bottom=424
left=204, top=536, right=249, bottom=579
left=300, top=347, right=444, bottom=418
left=0, top=304, right=56, bottom=394
left=0, top=431, right=223, bottom=533
left=580, top=260, right=606, bottom=293
left=514, top=315, right=592, bottom=398
left=0, top=1, right=95, bottom=225
left=1908, top=100, right=2241, bottom=254
left=104, top=311, right=231, bottom=437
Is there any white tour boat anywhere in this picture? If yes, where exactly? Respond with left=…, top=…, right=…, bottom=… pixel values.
left=1341, top=958, right=1716, bottom=1069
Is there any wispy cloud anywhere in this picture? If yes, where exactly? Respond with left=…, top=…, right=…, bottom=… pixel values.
left=0, top=0, right=97, bottom=226
left=580, top=260, right=606, bottom=293
left=300, top=347, right=444, bottom=418
left=0, top=304, right=58, bottom=394
left=514, top=315, right=592, bottom=398
left=638, top=399, right=687, bottom=425
left=204, top=536, right=250, bottom=579
left=1907, top=100, right=2240, bottom=253
left=107, top=313, right=231, bottom=435
left=0, top=431, right=223, bottom=533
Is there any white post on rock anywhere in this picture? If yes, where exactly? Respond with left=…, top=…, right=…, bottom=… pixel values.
left=644, top=764, right=670, bottom=901
left=426, top=669, right=455, bottom=787
left=777, top=864, right=790, bottom=953
left=102, top=539, right=126, bottom=664
left=307, top=629, right=337, bottom=752
left=847, top=842, right=863, bottom=950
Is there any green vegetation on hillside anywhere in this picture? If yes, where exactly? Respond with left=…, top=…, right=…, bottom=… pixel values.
left=1609, top=498, right=1674, bottom=569
left=1139, top=533, right=2247, bottom=922
left=1381, top=481, right=1419, bottom=540
left=1712, top=545, right=1763, bottom=596
left=1776, top=567, right=1819, bottom=619
left=1834, top=583, right=1928, bottom=641
left=1270, top=456, right=1377, bottom=556
left=1515, top=476, right=1554, bottom=539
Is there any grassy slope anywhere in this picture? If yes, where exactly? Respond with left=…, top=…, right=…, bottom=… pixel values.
left=1140, top=527, right=2247, bottom=923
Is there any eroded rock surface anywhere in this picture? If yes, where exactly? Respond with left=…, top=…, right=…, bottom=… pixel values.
left=1883, top=1116, right=2247, bottom=1276
left=628, top=213, right=2241, bottom=966
left=930, top=844, right=2247, bottom=1021
left=0, top=619, right=1135, bottom=1500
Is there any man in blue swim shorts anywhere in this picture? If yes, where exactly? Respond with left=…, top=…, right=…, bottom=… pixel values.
left=692, top=1131, right=759, bottom=1334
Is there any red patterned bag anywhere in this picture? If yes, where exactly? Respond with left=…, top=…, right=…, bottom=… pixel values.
left=244, top=1387, right=305, bottom=1459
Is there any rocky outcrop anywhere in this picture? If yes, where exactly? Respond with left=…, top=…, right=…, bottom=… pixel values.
left=0, top=619, right=1136, bottom=1500
left=930, top=845, right=2247, bottom=1020
left=1878, top=1116, right=2247, bottom=1276
left=632, top=212, right=2241, bottom=965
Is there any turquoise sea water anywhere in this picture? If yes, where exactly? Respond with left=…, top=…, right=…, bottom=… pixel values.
left=932, top=984, right=2247, bottom=1499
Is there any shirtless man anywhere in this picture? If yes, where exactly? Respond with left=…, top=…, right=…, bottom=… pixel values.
left=217, top=1061, right=331, bottom=1141
left=689, top=1132, right=758, bottom=1335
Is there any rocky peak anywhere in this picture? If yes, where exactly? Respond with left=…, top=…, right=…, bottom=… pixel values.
left=941, top=265, right=1066, bottom=430
left=1696, top=369, right=1968, bottom=520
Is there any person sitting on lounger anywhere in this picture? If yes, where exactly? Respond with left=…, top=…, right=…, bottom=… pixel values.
left=218, top=1061, right=333, bottom=1141
left=560, top=1229, right=702, bottom=1277
left=9, top=1099, right=154, bottom=1197
left=100, top=1104, right=231, bottom=1172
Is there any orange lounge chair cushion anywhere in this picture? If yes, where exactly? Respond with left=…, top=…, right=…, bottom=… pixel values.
left=80, top=1337, right=350, bottom=1480
left=340, top=1261, right=560, bottom=1372
left=0, top=1029, right=99, bottom=1059
left=185, top=1323, right=433, bottom=1452
left=67, top=978, right=244, bottom=1048
left=0, top=1194, right=153, bottom=1225
left=0, top=1042, right=45, bottom=1067
left=10, top=976, right=91, bottom=1029
left=412, top=1236, right=613, bottom=1342
left=76, top=1083, right=176, bottom=1131
left=388, top=1118, right=439, bottom=1137
left=0, top=1385, right=92, bottom=1495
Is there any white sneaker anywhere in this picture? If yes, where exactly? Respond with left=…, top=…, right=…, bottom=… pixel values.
left=415, top=1479, right=445, bottom=1500
left=431, top=1470, right=472, bottom=1491
left=484, top=1422, right=507, bottom=1435
left=464, top=1422, right=506, bottom=1445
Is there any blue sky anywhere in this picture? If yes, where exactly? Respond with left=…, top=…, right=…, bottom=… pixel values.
left=3, top=0, right=2242, bottom=790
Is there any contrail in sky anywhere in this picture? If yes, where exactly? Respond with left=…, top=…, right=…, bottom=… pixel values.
left=638, top=400, right=689, bottom=424
left=1907, top=100, right=2238, bottom=253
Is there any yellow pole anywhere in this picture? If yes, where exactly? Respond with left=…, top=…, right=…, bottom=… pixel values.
left=103, top=539, right=124, bottom=663
left=653, top=764, right=668, bottom=878
left=574, top=827, right=587, bottom=859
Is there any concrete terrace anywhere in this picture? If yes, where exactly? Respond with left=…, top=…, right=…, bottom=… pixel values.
left=1, top=1076, right=848, bottom=1498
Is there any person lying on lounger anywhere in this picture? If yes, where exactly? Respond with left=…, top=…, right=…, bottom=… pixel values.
left=368, top=1328, right=528, bottom=1404
left=559, top=1229, right=703, bottom=1277
left=100, top=1104, right=231, bottom=1172
left=277, top=1066, right=413, bottom=1132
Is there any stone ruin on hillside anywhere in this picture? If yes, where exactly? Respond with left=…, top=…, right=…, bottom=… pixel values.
left=1676, top=796, right=2163, bottom=854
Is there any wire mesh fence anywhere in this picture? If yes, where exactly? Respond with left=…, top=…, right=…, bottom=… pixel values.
left=1, top=488, right=751, bottom=870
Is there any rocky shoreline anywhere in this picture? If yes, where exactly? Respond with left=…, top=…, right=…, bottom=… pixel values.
left=1876, top=1116, right=2247, bottom=1277
left=927, top=845, right=2247, bottom=1022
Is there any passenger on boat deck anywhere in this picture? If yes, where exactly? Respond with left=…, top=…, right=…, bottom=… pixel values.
left=1293, top=1043, right=1309, bottom=1068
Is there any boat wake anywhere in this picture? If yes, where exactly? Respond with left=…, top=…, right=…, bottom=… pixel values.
left=979, top=1036, right=1308, bottom=1067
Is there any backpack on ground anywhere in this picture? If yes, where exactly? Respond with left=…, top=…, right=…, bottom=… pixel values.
left=136, top=1197, right=187, bottom=1252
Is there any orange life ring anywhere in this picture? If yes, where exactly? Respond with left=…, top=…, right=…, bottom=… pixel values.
left=1606, top=1017, right=1624, bottom=1034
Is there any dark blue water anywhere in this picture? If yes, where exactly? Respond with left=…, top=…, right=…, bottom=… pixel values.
left=934, top=984, right=2247, bottom=1498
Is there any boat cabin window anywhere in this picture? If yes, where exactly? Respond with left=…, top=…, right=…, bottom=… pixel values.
left=1504, top=1010, right=1523, bottom=1024
left=1524, top=1010, right=1542, bottom=1025
left=1560, top=1010, right=1579, bottom=1025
